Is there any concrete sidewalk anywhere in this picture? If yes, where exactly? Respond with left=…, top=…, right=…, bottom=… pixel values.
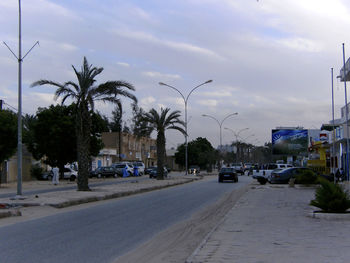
left=188, top=183, right=350, bottom=263
left=0, top=174, right=202, bottom=218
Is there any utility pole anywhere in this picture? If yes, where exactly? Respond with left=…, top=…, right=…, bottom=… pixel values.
left=3, top=0, right=39, bottom=198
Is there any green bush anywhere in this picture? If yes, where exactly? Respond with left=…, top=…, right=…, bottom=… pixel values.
left=295, top=169, right=318, bottom=185
left=310, top=178, right=350, bottom=213
left=30, top=164, right=43, bottom=179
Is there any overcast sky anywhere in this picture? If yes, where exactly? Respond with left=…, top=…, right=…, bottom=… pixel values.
left=1, top=0, right=350, bottom=149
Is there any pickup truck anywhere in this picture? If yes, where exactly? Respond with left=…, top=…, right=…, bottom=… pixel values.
left=253, top=163, right=293, bottom=184
left=231, top=163, right=244, bottom=175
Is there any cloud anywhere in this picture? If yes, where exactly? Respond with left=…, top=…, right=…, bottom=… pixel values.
left=59, top=43, right=79, bottom=52
left=142, top=71, right=181, bottom=80
left=117, top=62, right=130, bottom=67
left=113, top=29, right=224, bottom=61
left=275, top=37, right=323, bottom=52
left=197, top=99, right=218, bottom=107
left=140, top=96, right=156, bottom=110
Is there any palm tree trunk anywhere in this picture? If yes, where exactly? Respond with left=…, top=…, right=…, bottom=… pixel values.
left=76, top=105, right=91, bottom=191
left=157, top=131, right=165, bottom=180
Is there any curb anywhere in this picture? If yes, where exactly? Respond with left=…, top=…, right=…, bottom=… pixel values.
left=0, top=176, right=201, bottom=218
left=49, top=177, right=199, bottom=208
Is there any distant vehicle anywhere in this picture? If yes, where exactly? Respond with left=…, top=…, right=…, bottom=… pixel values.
left=218, top=167, right=238, bottom=183
left=231, top=163, right=244, bottom=175
left=37, top=171, right=53, bottom=181
left=149, top=167, right=168, bottom=179
left=269, top=167, right=315, bottom=184
left=132, top=161, right=145, bottom=175
left=112, top=163, right=134, bottom=177
left=253, top=163, right=293, bottom=180
left=189, top=165, right=200, bottom=174
left=243, top=163, right=253, bottom=172
left=145, top=166, right=157, bottom=175
left=90, top=166, right=118, bottom=178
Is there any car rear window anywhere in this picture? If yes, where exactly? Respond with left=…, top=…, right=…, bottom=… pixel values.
left=221, top=168, right=234, bottom=173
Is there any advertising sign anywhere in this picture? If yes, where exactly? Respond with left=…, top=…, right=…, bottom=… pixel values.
left=272, top=129, right=308, bottom=155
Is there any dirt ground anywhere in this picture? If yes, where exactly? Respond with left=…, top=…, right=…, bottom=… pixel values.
left=113, top=182, right=250, bottom=263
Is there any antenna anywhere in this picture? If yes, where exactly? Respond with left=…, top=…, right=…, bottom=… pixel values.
left=3, top=0, right=39, bottom=199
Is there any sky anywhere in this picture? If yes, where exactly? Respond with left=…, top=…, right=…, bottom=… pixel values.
left=1, top=0, right=350, bottom=149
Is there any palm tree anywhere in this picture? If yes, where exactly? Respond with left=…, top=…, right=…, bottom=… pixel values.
left=31, top=57, right=137, bottom=191
left=142, top=108, right=185, bottom=179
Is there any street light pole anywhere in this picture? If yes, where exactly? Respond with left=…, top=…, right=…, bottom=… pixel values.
left=3, top=0, right=39, bottom=198
left=224, top=127, right=249, bottom=163
left=202, top=113, right=238, bottom=149
left=159, top=80, right=213, bottom=174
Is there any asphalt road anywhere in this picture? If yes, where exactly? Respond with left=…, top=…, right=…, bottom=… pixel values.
left=0, top=176, right=251, bottom=263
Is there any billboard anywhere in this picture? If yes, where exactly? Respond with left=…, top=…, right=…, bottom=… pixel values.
left=272, top=129, right=308, bottom=155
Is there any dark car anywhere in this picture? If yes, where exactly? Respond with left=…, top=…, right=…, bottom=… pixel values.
left=37, top=171, right=53, bottom=181
left=269, top=167, right=316, bottom=184
left=218, top=167, right=238, bottom=183
left=189, top=165, right=200, bottom=174
left=145, top=166, right=157, bottom=175
left=149, top=167, right=168, bottom=179
left=90, top=166, right=118, bottom=178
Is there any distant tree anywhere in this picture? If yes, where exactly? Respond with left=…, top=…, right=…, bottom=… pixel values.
left=175, top=137, right=216, bottom=169
left=0, top=110, right=17, bottom=163
left=141, top=108, right=185, bottom=179
left=131, top=102, right=152, bottom=138
left=109, top=106, right=123, bottom=132
left=31, top=57, right=137, bottom=191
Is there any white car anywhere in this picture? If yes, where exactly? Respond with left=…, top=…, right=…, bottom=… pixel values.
left=61, top=167, right=78, bottom=181
left=133, top=161, right=145, bottom=175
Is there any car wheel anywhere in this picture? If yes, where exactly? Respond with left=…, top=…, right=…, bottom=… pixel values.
left=257, top=177, right=267, bottom=185
left=70, top=175, right=76, bottom=181
left=218, top=177, right=223, bottom=183
left=114, top=173, right=118, bottom=178
left=98, top=174, right=102, bottom=179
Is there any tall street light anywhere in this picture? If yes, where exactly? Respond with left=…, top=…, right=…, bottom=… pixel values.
left=159, top=80, right=213, bottom=174
left=3, top=0, right=39, bottom=198
left=202, top=113, right=238, bottom=149
left=224, top=127, right=249, bottom=143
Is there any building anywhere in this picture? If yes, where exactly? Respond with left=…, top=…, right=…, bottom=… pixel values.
left=91, top=132, right=157, bottom=169
left=0, top=145, right=35, bottom=184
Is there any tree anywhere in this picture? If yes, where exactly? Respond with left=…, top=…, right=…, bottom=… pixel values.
left=175, top=137, right=216, bottom=169
left=27, top=105, right=77, bottom=177
left=0, top=110, right=17, bottom=163
left=142, top=108, right=185, bottom=179
left=31, top=57, right=137, bottom=191
left=25, top=105, right=108, bottom=178
left=130, top=102, right=152, bottom=138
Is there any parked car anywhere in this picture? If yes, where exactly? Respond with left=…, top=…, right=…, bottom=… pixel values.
left=149, top=167, right=168, bottom=178
left=189, top=165, right=200, bottom=174
left=132, top=161, right=145, bottom=175
left=231, top=163, right=244, bottom=175
left=37, top=171, right=53, bottom=181
left=253, top=163, right=293, bottom=179
left=218, top=167, right=238, bottom=183
left=269, top=167, right=316, bottom=184
left=145, top=166, right=157, bottom=175
left=90, top=166, right=118, bottom=178
left=112, top=163, right=134, bottom=177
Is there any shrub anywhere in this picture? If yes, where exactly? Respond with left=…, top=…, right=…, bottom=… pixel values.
left=30, top=164, right=43, bottom=179
left=310, top=178, right=350, bottom=213
left=295, top=169, right=318, bottom=185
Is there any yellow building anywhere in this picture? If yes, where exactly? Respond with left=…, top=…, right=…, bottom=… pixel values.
left=92, top=132, right=157, bottom=169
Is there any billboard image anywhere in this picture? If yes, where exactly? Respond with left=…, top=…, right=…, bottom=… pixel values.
left=272, top=129, right=308, bottom=155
